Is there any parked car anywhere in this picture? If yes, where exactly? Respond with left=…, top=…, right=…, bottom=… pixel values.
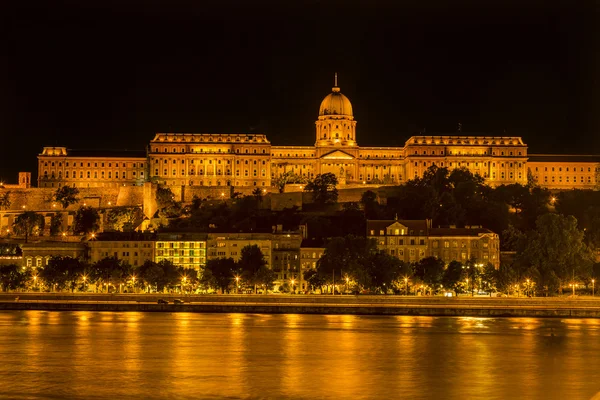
left=173, top=299, right=184, bottom=305
left=157, top=299, right=168, bottom=304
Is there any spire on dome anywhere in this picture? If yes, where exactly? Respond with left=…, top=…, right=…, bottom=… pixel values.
left=332, top=72, right=340, bottom=93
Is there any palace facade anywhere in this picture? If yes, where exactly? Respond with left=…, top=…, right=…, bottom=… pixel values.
left=37, top=79, right=600, bottom=190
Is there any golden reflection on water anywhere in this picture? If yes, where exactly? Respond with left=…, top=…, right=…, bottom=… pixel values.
left=122, top=312, right=142, bottom=375
left=2, top=312, right=600, bottom=399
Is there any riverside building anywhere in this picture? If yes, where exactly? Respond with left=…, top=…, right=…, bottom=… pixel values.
left=36, top=76, right=599, bottom=191
left=367, top=219, right=500, bottom=269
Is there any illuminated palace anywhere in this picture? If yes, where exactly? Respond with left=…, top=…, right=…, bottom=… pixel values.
left=38, top=77, right=600, bottom=190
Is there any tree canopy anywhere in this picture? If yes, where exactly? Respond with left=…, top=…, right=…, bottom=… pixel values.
left=54, top=185, right=80, bottom=209
left=13, top=211, right=45, bottom=243
left=304, top=173, right=338, bottom=205
left=73, top=206, right=100, bottom=235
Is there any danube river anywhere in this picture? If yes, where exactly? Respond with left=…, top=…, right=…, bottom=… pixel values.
left=1, top=312, right=600, bottom=399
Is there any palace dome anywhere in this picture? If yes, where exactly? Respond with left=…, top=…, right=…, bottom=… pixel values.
left=319, top=86, right=353, bottom=117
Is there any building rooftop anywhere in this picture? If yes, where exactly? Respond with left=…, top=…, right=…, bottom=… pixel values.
left=67, top=149, right=147, bottom=158
left=90, top=232, right=157, bottom=241
left=527, top=154, right=600, bottom=163
left=406, top=136, right=526, bottom=146
left=366, top=219, right=430, bottom=234
left=428, top=227, right=496, bottom=237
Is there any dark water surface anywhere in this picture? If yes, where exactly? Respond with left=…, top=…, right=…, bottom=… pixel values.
left=1, top=311, right=600, bottom=400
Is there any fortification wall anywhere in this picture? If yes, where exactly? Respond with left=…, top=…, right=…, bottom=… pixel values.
left=116, top=186, right=144, bottom=207
left=0, top=187, right=127, bottom=212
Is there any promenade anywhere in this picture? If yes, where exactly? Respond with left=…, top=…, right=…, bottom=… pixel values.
left=2, top=293, right=600, bottom=317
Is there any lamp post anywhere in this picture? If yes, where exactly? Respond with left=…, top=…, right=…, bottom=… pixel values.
left=291, top=279, right=295, bottom=294
left=462, top=264, right=472, bottom=296
left=235, top=276, right=240, bottom=294
left=345, top=276, right=349, bottom=293
left=404, top=277, right=408, bottom=296
left=82, top=275, right=87, bottom=292
left=131, top=275, right=136, bottom=294
left=593, top=279, right=596, bottom=297
left=526, top=279, right=530, bottom=297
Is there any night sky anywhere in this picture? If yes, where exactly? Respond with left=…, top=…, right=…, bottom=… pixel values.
left=1, top=0, right=598, bottom=183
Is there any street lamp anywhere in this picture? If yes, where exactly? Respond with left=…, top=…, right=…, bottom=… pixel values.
left=131, top=275, right=136, bottom=293
left=526, top=279, right=530, bottom=297
left=291, top=279, right=295, bottom=293
left=593, top=279, right=596, bottom=297
left=465, top=278, right=469, bottom=296
left=404, top=277, right=408, bottom=296
left=182, top=276, right=187, bottom=294
left=235, top=276, right=240, bottom=294
left=82, top=275, right=87, bottom=292
left=345, top=276, right=349, bottom=293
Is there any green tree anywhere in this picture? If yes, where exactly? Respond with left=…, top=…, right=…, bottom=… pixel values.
left=501, top=224, right=526, bottom=251
left=520, top=213, right=595, bottom=295
left=54, top=185, right=80, bottom=209
left=91, top=257, right=130, bottom=292
left=203, top=258, right=236, bottom=293
left=0, top=264, right=30, bottom=292
left=304, top=269, right=326, bottom=293
left=254, top=265, right=276, bottom=293
left=442, top=261, right=465, bottom=296
left=463, top=257, right=483, bottom=296
left=304, top=173, right=338, bottom=205
left=413, top=257, right=445, bottom=293
left=49, top=213, right=63, bottom=236
left=0, top=191, right=11, bottom=210
left=493, top=262, right=519, bottom=295
left=273, top=171, right=306, bottom=193
left=156, top=186, right=182, bottom=218
left=238, top=245, right=267, bottom=293
left=252, top=187, right=264, bottom=202
left=138, top=260, right=164, bottom=292
left=106, top=207, right=139, bottom=231
left=360, top=190, right=379, bottom=219
left=317, top=235, right=378, bottom=290
left=39, top=256, right=84, bottom=292
left=73, top=206, right=100, bottom=235
left=157, top=260, right=180, bottom=290
left=179, top=267, right=199, bottom=293
left=13, top=211, right=45, bottom=243
left=365, top=251, right=404, bottom=292
left=481, top=263, right=499, bottom=296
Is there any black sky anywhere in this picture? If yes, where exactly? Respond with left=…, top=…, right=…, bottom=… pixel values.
left=1, top=0, right=598, bottom=183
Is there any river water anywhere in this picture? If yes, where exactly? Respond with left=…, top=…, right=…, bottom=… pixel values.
left=1, top=311, right=600, bottom=400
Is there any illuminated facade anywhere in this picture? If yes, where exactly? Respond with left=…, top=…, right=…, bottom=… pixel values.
left=37, top=78, right=599, bottom=190
left=367, top=219, right=501, bottom=269
left=155, top=234, right=207, bottom=270
left=88, top=239, right=155, bottom=267
left=38, top=147, right=147, bottom=188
